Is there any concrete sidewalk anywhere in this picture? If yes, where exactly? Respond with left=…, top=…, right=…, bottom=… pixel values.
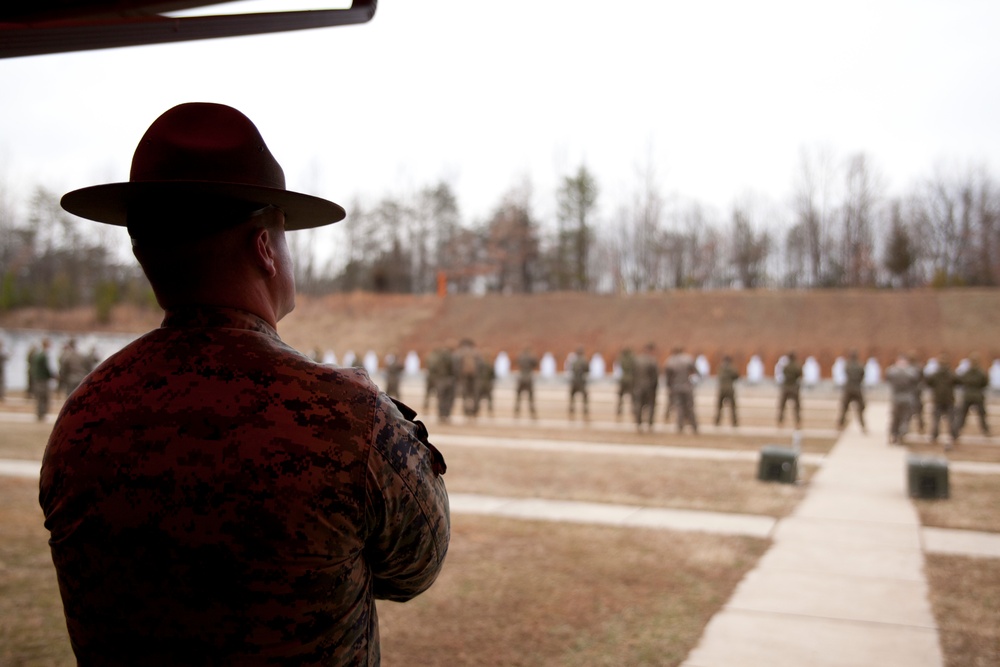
left=681, top=403, right=944, bottom=667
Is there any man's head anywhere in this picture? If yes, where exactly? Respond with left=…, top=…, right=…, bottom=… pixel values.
left=61, top=103, right=345, bottom=326
left=132, top=206, right=295, bottom=324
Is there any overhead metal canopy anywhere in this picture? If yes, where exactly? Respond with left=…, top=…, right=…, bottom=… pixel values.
left=0, top=0, right=376, bottom=58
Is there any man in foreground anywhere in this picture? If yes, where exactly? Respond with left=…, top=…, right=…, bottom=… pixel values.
left=40, top=103, right=450, bottom=666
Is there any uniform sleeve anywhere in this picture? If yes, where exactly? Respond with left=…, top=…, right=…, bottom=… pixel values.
left=364, top=392, right=450, bottom=602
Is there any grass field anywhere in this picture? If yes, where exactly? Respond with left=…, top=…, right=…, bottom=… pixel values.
left=2, top=384, right=998, bottom=666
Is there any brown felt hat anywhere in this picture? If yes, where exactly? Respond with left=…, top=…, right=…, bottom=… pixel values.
left=61, top=102, right=345, bottom=232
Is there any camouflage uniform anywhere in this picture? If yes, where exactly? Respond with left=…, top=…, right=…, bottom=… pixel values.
left=568, top=349, right=589, bottom=418
left=615, top=348, right=635, bottom=417
left=956, top=359, right=991, bottom=437
left=455, top=340, right=482, bottom=417
left=40, top=307, right=450, bottom=666
left=925, top=359, right=958, bottom=443
left=475, top=356, right=496, bottom=417
left=514, top=349, right=537, bottom=418
left=714, top=356, right=739, bottom=427
left=422, top=348, right=441, bottom=412
left=665, top=350, right=699, bottom=434
left=885, top=357, right=920, bottom=444
left=383, top=354, right=404, bottom=399
left=777, top=354, right=803, bottom=428
left=836, top=353, right=866, bottom=431
left=26, top=345, right=37, bottom=396
left=909, top=358, right=927, bottom=434
left=632, top=346, right=659, bottom=431
left=58, top=339, right=90, bottom=397
left=0, top=342, right=8, bottom=401
left=29, top=341, right=55, bottom=421
left=434, top=346, right=458, bottom=421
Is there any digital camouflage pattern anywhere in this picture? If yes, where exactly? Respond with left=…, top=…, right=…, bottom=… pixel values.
left=40, top=306, right=449, bottom=666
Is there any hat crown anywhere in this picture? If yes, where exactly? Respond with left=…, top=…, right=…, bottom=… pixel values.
left=130, top=102, right=286, bottom=191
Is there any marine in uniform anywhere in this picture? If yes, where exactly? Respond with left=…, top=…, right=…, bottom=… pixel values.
left=836, top=350, right=866, bottom=432
left=615, top=346, right=635, bottom=418
left=383, top=351, right=405, bottom=399
left=776, top=351, right=803, bottom=428
left=956, top=353, right=991, bottom=439
left=40, top=103, right=449, bottom=666
left=29, top=338, right=55, bottom=421
left=714, top=354, right=739, bottom=427
left=633, top=342, right=659, bottom=431
left=925, top=354, right=959, bottom=445
left=568, top=346, right=589, bottom=418
left=885, top=354, right=920, bottom=444
left=665, top=346, right=699, bottom=434
left=514, top=347, right=538, bottom=418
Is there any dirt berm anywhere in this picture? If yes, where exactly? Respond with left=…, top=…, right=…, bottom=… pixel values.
left=8, top=289, right=993, bottom=371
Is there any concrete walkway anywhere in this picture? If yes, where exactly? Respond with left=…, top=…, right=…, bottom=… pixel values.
left=681, top=403, right=944, bottom=667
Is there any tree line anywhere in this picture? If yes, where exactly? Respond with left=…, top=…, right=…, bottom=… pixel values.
left=1, top=147, right=997, bottom=318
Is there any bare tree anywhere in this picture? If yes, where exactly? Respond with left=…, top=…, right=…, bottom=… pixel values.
left=617, top=157, right=666, bottom=292
left=883, top=198, right=919, bottom=287
left=791, top=146, right=837, bottom=286
left=912, top=162, right=998, bottom=285
left=416, top=182, right=461, bottom=293
left=484, top=180, right=540, bottom=294
left=838, top=152, right=883, bottom=287
left=729, top=202, right=771, bottom=289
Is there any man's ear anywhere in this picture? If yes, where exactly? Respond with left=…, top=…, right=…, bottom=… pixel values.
left=254, top=227, right=277, bottom=278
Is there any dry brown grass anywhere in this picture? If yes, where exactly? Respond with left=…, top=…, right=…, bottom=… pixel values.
left=906, top=440, right=1000, bottom=464
left=0, top=420, right=52, bottom=460
left=1, top=469, right=765, bottom=667
left=913, top=473, right=1000, bottom=533
left=443, top=445, right=815, bottom=518
left=437, top=420, right=839, bottom=455
left=378, top=515, right=768, bottom=667
left=0, top=477, right=75, bottom=666
left=925, top=554, right=1000, bottom=667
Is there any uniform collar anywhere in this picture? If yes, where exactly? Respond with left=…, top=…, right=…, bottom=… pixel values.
left=160, top=306, right=281, bottom=342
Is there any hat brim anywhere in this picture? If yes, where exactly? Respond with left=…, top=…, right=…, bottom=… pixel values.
left=61, top=181, right=346, bottom=231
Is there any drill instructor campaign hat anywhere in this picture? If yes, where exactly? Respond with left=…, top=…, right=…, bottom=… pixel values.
left=61, top=102, right=346, bottom=233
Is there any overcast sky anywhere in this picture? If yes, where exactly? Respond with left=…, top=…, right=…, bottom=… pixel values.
left=1, top=0, right=998, bottom=232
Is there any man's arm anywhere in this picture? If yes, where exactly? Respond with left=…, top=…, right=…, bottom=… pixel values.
left=364, top=393, right=449, bottom=602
